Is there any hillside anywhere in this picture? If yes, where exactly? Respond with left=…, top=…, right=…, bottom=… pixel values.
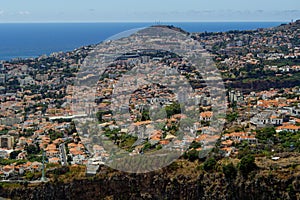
left=0, top=21, right=300, bottom=200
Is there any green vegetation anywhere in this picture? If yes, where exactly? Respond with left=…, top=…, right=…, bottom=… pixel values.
left=48, top=129, right=64, bottom=141
left=226, top=112, right=238, bottom=123
left=237, top=143, right=251, bottom=159
left=118, top=135, right=138, bottom=151
left=263, top=57, right=300, bottom=68
left=277, top=131, right=300, bottom=151
left=256, top=127, right=276, bottom=142
left=0, top=182, right=21, bottom=189
left=9, top=150, right=22, bottom=160
left=27, top=154, right=43, bottom=162
left=183, top=149, right=199, bottom=162
left=0, top=158, right=26, bottom=166
left=24, top=144, right=43, bottom=162
left=222, top=162, right=237, bottom=179
left=189, top=141, right=202, bottom=149
left=165, top=102, right=181, bottom=118
left=256, top=128, right=300, bottom=152
left=238, top=154, right=257, bottom=176
left=96, top=110, right=112, bottom=123
left=25, top=144, right=40, bottom=155
left=141, top=110, right=150, bottom=121
left=0, top=129, right=9, bottom=135
left=142, top=141, right=152, bottom=151
left=24, top=171, right=35, bottom=181
left=203, top=157, right=217, bottom=171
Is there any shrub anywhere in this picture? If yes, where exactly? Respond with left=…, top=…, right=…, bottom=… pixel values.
left=183, top=149, right=199, bottom=162
left=9, top=150, right=22, bottom=160
left=223, top=162, right=237, bottom=179
left=203, top=157, right=217, bottom=171
left=238, top=154, right=257, bottom=175
left=24, top=171, right=34, bottom=180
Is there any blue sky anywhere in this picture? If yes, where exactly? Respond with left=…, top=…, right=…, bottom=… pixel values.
left=0, top=0, right=299, bottom=22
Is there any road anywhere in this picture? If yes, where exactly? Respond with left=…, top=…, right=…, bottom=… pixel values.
left=59, top=143, right=68, bottom=166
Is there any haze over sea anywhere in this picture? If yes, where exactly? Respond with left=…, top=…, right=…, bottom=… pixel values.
left=0, top=22, right=284, bottom=61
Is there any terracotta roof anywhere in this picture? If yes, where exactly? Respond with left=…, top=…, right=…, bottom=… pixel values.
left=46, top=144, right=57, bottom=151
left=200, top=111, right=213, bottom=118
left=133, top=120, right=152, bottom=126
left=159, top=140, right=170, bottom=145
left=221, top=147, right=233, bottom=152
left=277, top=124, right=300, bottom=130
left=221, top=140, right=233, bottom=146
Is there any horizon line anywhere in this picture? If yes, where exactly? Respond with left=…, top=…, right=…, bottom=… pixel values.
left=0, top=20, right=289, bottom=24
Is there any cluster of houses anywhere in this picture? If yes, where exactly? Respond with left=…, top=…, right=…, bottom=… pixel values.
left=217, top=87, right=300, bottom=157
left=0, top=46, right=94, bottom=179
left=193, top=20, right=300, bottom=78
left=0, top=23, right=300, bottom=179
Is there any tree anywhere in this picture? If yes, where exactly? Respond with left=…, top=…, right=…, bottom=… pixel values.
left=96, top=111, right=103, bottom=122
left=226, top=112, right=238, bottom=122
left=237, top=145, right=250, bottom=159
left=165, top=102, right=181, bottom=118
left=9, top=150, right=22, bottom=160
left=223, top=162, right=237, bottom=180
left=96, top=110, right=112, bottom=123
left=203, top=157, right=217, bottom=171
left=66, top=121, right=77, bottom=135
left=141, top=110, right=150, bottom=121
left=49, top=131, right=63, bottom=141
left=190, top=141, right=202, bottom=149
left=256, top=127, right=275, bottom=141
left=25, top=144, right=40, bottom=155
left=183, top=149, right=199, bottom=162
left=238, top=154, right=257, bottom=176
left=142, top=142, right=152, bottom=151
left=24, top=171, right=34, bottom=180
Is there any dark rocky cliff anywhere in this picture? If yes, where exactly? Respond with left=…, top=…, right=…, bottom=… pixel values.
left=1, top=167, right=299, bottom=200
left=227, top=78, right=300, bottom=93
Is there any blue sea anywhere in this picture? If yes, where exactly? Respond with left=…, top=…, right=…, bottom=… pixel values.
left=0, top=22, right=284, bottom=61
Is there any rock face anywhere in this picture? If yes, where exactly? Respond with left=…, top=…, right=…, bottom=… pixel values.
left=0, top=170, right=299, bottom=200
left=227, top=78, right=300, bottom=93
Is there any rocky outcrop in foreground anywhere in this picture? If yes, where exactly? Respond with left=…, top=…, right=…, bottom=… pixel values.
left=0, top=167, right=299, bottom=200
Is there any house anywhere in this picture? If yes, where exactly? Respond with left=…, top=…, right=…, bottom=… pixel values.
left=220, top=147, right=235, bottom=157
left=2, top=165, right=15, bottom=178
left=200, top=111, right=213, bottom=122
left=48, top=157, right=60, bottom=164
left=0, top=150, right=8, bottom=159
left=71, top=154, right=86, bottom=165
left=221, top=140, right=233, bottom=147
left=251, top=111, right=283, bottom=127
left=45, top=144, right=60, bottom=157
left=276, top=124, right=300, bottom=133
left=292, top=108, right=300, bottom=117
left=224, top=132, right=246, bottom=141
left=31, top=161, right=43, bottom=172
left=17, top=151, right=27, bottom=160
left=0, top=135, right=15, bottom=149
left=270, top=115, right=283, bottom=125
left=240, top=135, right=258, bottom=144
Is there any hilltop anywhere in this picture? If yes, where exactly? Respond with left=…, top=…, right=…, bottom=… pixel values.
left=151, top=24, right=189, bottom=35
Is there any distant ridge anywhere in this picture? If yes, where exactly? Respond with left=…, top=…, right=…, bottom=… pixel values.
left=151, top=25, right=189, bottom=35
left=275, top=19, right=300, bottom=31
left=151, top=20, right=298, bottom=36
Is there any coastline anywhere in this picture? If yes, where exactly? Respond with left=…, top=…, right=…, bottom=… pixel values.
left=0, top=21, right=284, bottom=61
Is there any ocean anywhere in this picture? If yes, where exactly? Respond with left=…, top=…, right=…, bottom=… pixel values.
left=0, top=22, right=284, bottom=61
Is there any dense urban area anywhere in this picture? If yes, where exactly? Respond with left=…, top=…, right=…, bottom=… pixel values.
left=0, top=20, right=300, bottom=199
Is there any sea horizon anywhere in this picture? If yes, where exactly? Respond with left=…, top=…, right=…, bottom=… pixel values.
left=0, top=21, right=286, bottom=61
left=0, top=20, right=288, bottom=23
